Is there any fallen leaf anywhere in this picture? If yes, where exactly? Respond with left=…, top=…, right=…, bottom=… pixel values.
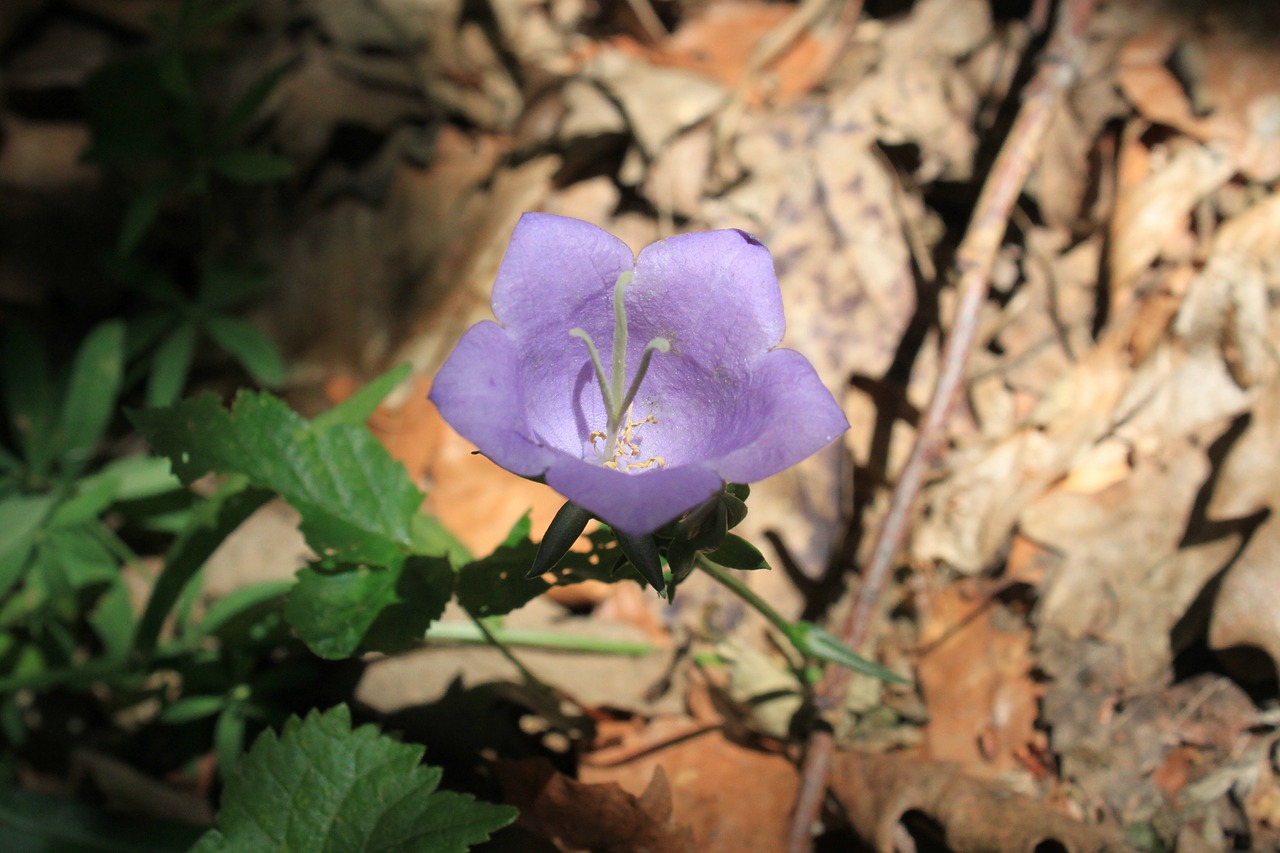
left=497, top=757, right=696, bottom=853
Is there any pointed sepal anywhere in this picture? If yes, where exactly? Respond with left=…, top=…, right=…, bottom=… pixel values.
left=526, top=501, right=593, bottom=579
left=615, top=530, right=665, bottom=593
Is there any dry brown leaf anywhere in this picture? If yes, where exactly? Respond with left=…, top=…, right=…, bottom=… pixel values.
left=915, top=584, right=1040, bottom=777
left=830, top=751, right=1131, bottom=853
left=1117, top=15, right=1280, bottom=182
left=498, top=757, right=696, bottom=853
left=579, top=730, right=797, bottom=851
left=655, top=0, right=845, bottom=104
left=1109, top=138, right=1235, bottom=306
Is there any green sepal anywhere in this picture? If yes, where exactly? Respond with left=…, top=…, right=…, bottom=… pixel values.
left=615, top=530, right=664, bottom=593
left=788, top=621, right=908, bottom=684
left=526, top=501, right=592, bottom=579
left=703, top=534, right=768, bottom=572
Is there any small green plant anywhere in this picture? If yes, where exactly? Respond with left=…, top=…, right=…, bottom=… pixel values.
left=82, top=0, right=292, bottom=405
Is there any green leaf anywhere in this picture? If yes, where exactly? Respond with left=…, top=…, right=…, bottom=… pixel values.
left=160, top=694, right=228, bottom=725
left=210, top=150, right=295, bottom=184
left=131, top=392, right=424, bottom=565
left=58, top=321, right=124, bottom=475
left=204, top=315, right=285, bottom=387
left=2, top=324, right=56, bottom=476
left=456, top=523, right=549, bottom=618
left=146, top=323, right=197, bottom=407
left=89, top=579, right=135, bottom=662
left=788, top=621, right=909, bottom=684
left=702, top=534, right=768, bottom=572
left=217, top=60, right=292, bottom=144
left=286, top=556, right=452, bottom=659
left=197, top=262, right=269, bottom=310
left=155, top=50, right=195, bottom=104
left=0, top=785, right=201, bottom=853
left=133, top=480, right=271, bottom=657
left=0, top=494, right=56, bottom=598
left=116, top=178, right=172, bottom=257
left=312, top=363, right=411, bottom=430
left=192, top=705, right=516, bottom=853
left=195, top=578, right=292, bottom=642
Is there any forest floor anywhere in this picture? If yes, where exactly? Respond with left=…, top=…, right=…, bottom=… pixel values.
left=4, top=0, right=1280, bottom=850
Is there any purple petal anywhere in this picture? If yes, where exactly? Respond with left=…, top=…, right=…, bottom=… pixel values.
left=629, top=229, right=784, bottom=375
left=545, top=455, right=723, bottom=537
left=491, top=213, right=637, bottom=459
left=492, top=213, right=634, bottom=340
left=707, top=348, right=849, bottom=483
left=428, top=321, right=554, bottom=477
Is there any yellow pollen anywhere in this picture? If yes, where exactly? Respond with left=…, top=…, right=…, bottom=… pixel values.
left=591, top=405, right=667, bottom=471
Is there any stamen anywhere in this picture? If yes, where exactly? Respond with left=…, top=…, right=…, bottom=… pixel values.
left=569, top=328, right=614, bottom=415
left=614, top=337, right=669, bottom=425
left=569, top=269, right=670, bottom=470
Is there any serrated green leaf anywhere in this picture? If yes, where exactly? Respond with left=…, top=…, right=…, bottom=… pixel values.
left=131, top=391, right=424, bottom=565
left=286, top=555, right=452, bottom=659
left=146, top=323, right=197, bottom=407
left=312, top=363, right=412, bottom=431
left=211, top=150, right=294, bottom=183
left=703, top=534, right=768, bottom=572
left=192, top=705, right=515, bottom=853
left=204, top=315, right=285, bottom=387
left=58, top=321, right=124, bottom=475
left=456, top=531, right=549, bottom=618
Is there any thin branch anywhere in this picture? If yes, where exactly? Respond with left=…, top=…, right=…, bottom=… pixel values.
left=787, top=1, right=1096, bottom=849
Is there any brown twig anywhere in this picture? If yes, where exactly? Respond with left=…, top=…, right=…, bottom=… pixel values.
left=786, top=2, right=1095, bottom=850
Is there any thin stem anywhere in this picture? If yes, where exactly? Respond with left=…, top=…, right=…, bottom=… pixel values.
left=696, top=554, right=793, bottom=639
left=467, top=611, right=571, bottom=702
left=426, top=621, right=653, bottom=655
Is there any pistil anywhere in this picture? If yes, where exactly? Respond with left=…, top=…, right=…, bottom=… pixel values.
left=570, top=270, right=669, bottom=465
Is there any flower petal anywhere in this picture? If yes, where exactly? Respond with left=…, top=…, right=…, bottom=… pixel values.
left=545, top=455, right=723, bottom=537
left=491, top=213, right=637, bottom=458
left=428, top=321, right=555, bottom=477
left=629, top=229, right=784, bottom=375
left=492, top=213, right=635, bottom=339
left=708, top=348, right=849, bottom=483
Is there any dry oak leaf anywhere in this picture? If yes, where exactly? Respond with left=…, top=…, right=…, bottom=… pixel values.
left=831, top=751, right=1134, bottom=853
left=496, top=757, right=695, bottom=853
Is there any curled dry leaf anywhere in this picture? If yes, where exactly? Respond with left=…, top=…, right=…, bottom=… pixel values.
left=579, top=729, right=798, bottom=851
left=830, top=750, right=1132, bottom=853
left=497, top=757, right=696, bottom=853
left=1117, top=14, right=1280, bottom=182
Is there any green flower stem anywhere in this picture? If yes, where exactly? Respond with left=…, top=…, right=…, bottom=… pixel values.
left=695, top=554, right=794, bottom=640
left=427, top=620, right=653, bottom=656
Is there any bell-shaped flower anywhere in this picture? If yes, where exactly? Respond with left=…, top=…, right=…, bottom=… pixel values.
left=429, top=213, right=849, bottom=537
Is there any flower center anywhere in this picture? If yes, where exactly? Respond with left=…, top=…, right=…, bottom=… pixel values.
left=570, top=270, right=670, bottom=469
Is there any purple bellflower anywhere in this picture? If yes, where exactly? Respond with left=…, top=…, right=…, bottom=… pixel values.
left=429, top=213, right=849, bottom=537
